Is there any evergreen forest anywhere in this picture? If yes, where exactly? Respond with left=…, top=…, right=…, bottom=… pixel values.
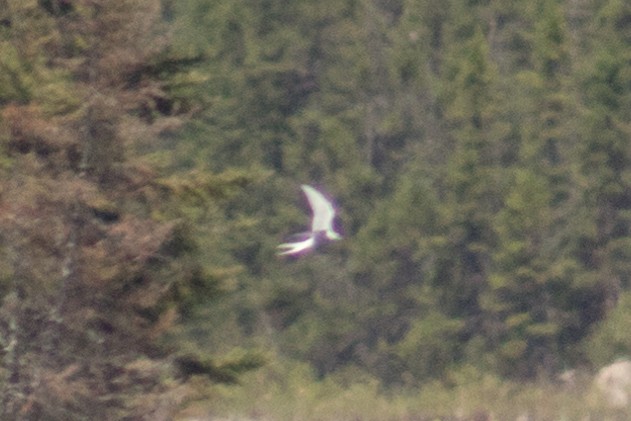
left=1, top=0, right=631, bottom=419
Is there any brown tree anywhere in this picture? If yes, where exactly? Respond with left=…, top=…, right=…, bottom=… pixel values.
left=0, top=1, right=249, bottom=419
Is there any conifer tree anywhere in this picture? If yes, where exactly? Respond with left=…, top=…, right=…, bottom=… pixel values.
left=0, top=1, right=259, bottom=418
left=480, top=0, right=576, bottom=377
left=433, top=25, right=500, bottom=325
left=571, top=0, right=631, bottom=365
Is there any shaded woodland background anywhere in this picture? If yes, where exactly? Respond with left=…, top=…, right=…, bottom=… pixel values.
left=1, top=0, right=631, bottom=419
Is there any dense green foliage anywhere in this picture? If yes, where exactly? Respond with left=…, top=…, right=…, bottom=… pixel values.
left=1, top=0, right=631, bottom=418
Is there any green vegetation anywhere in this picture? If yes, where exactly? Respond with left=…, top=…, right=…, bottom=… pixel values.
left=1, top=0, right=631, bottom=419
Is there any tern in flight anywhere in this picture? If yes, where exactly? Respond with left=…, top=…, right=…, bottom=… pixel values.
left=277, top=184, right=342, bottom=256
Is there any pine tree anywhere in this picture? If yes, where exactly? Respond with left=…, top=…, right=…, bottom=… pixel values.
left=0, top=1, right=260, bottom=418
left=571, top=0, right=631, bottom=366
left=432, top=24, right=502, bottom=326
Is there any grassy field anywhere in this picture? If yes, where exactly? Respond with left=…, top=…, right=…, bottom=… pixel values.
left=175, top=360, right=631, bottom=421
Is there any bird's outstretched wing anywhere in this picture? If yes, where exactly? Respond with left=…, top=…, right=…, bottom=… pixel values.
left=301, top=185, right=341, bottom=240
left=277, top=235, right=315, bottom=256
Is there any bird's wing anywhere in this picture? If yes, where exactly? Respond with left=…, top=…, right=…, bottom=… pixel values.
left=277, top=235, right=315, bottom=256
left=301, top=185, right=336, bottom=233
left=285, top=231, right=314, bottom=242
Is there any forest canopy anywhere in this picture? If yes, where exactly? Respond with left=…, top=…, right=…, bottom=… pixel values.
left=1, top=0, right=631, bottom=419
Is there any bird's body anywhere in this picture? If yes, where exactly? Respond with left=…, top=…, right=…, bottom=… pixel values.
left=277, top=185, right=341, bottom=256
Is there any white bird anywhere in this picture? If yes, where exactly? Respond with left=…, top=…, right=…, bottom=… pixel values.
left=277, top=184, right=342, bottom=256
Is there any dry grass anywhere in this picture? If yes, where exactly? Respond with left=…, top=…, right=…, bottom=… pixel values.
left=175, top=361, right=631, bottom=421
